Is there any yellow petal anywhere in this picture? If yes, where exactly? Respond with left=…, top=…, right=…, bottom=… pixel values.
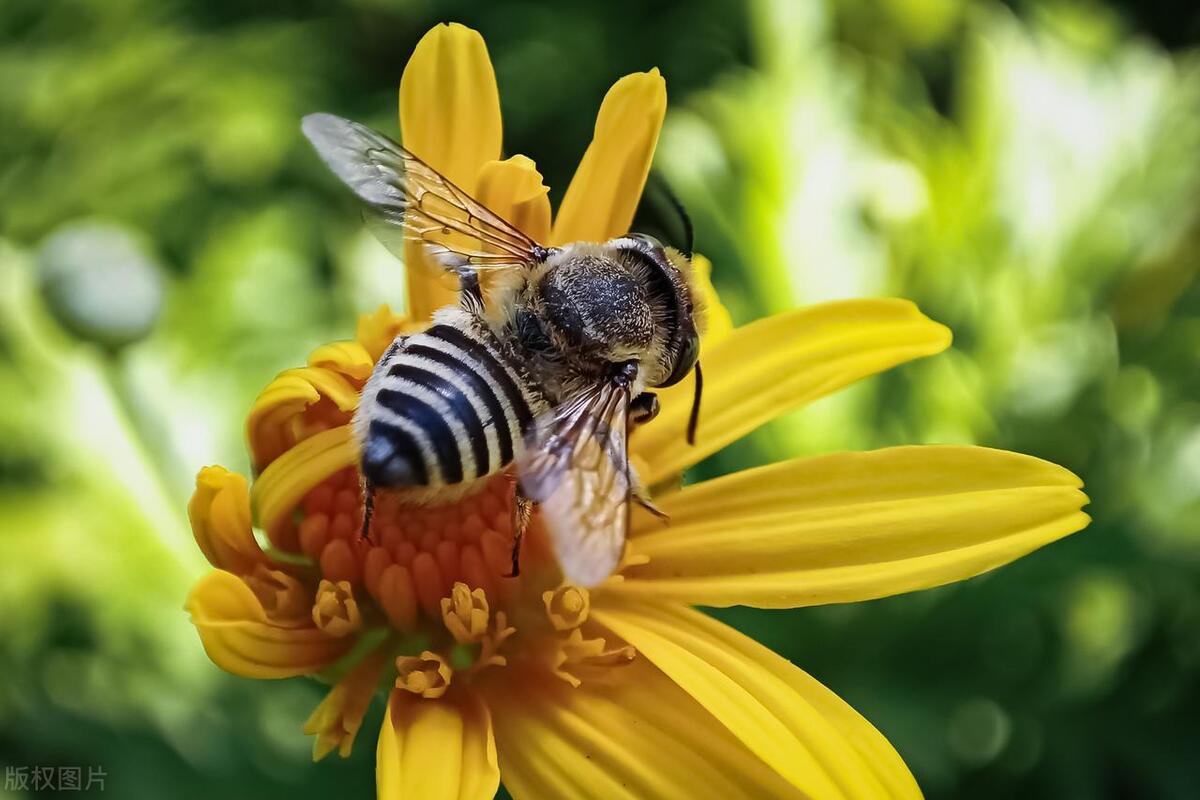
left=401, top=236, right=464, bottom=323
left=355, top=304, right=416, bottom=363
left=631, top=299, right=952, bottom=484
left=691, top=253, right=732, bottom=346
left=251, top=425, right=358, bottom=533
left=308, top=340, right=375, bottom=382
left=245, top=367, right=360, bottom=471
left=552, top=69, right=667, bottom=245
left=400, top=23, right=502, bottom=321
left=304, top=647, right=387, bottom=760
left=487, top=660, right=803, bottom=800
left=186, top=570, right=351, bottom=679
left=474, top=156, right=552, bottom=243
left=376, top=689, right=498, bottom=800
left=617, top=446, right=1090, bottom=608
left=593, top=602, right=920, bottom=800
left=188, top=466, right=264, bottom=574
left=400, top=23, right=502, bottom=191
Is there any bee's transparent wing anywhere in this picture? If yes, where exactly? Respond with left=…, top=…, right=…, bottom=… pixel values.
left=302, top=112, right=546, bottom=271
left=518, top=381, right=631, bottom=587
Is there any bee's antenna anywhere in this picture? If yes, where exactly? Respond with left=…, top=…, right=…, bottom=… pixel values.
left=686, top=361, right=703, bottom=445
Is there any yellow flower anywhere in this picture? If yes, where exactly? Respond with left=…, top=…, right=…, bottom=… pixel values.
left=185, top=23, right=1090, bottom=799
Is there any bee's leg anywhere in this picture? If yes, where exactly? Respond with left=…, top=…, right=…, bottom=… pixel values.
left=629, top=392, right=660, bottom=427
left=632, top=482, right=669, bottom=523
left=504, top=484, right=533, bottom=578
left=623, top=430, right=669, bottom=523
left=360, top=480, right=377, bottom=541
left=619, top=393, right=670, bottom=523
left=457, top=268, right=486, bottom=316
left=427, top=248, right=484, bottom=314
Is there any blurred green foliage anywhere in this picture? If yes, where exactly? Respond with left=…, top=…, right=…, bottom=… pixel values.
left=2, top=0, right=1198, bottom=797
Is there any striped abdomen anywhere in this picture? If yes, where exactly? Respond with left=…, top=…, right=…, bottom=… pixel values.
left=356, top=310, right=545, bottom=489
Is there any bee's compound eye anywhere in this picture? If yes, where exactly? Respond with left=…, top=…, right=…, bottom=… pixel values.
left=626, top=232, right=664, bottom=252
left=659, top=333, right=700, bottom=388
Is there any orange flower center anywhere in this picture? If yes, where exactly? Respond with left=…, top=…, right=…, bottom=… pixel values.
left=267, top=465, right=633, bottom=692
left=286, top=468, right=562, bottom=631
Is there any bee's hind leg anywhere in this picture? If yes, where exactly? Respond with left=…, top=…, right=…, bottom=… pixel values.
left=426, top=247, right=485, bottom=315
left=429, top=248, right=486, bottom=316
left=504, top=483, right=533, bottom=578
left=359, top=480, right=377, bottom=541
left=457, top=269, right=485, bottom=316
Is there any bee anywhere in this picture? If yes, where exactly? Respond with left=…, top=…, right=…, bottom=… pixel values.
left=302, top=113, right=704, bottom=587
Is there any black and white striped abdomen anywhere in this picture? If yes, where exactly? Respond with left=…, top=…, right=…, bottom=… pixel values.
left=355, top=309, right=545, bottom=489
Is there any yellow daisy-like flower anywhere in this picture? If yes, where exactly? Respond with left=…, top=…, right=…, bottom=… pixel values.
left=186, top=23, right=1090, bottom=799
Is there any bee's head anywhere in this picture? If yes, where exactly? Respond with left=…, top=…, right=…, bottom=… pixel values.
left=530, top=235, right=706, bottom=442
left=535, top=235, right=700, bottom=398
left=609, top=233, right=703, bottom=389
left=533, top=236, right=703, bottom=385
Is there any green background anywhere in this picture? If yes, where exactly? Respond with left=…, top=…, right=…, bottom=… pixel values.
left=2, top=0, right=1199, bottom=797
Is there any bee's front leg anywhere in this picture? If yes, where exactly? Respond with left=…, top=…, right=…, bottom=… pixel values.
left=631, top=480, right=669, bottom=523
left=629, top=392, right=659, bottom=427
left=627, top=393, right=668, bottom=522
left=504, top=483, right=533, bottom=578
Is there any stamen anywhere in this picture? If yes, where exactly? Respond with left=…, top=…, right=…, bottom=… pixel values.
left=303, top=648, right=386, bottom=760
left=550, top=629, right=636, bottom=688
left=543, top=585, right=590, bottom=631
left=467, top=611, right=515, bottom=675
left=395, top=651, right=452, bottom=698
left=441, top=583, right=490, bottom=643
left=312, top=579, right=363, bottom=637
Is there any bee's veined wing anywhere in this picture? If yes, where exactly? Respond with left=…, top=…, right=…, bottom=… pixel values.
left=518, top=381, right=632, bottom=587
left=301, top=112, right=546, bottom=271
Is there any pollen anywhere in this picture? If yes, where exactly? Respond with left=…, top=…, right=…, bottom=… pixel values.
left=467, top=608, right=516, bottom=675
